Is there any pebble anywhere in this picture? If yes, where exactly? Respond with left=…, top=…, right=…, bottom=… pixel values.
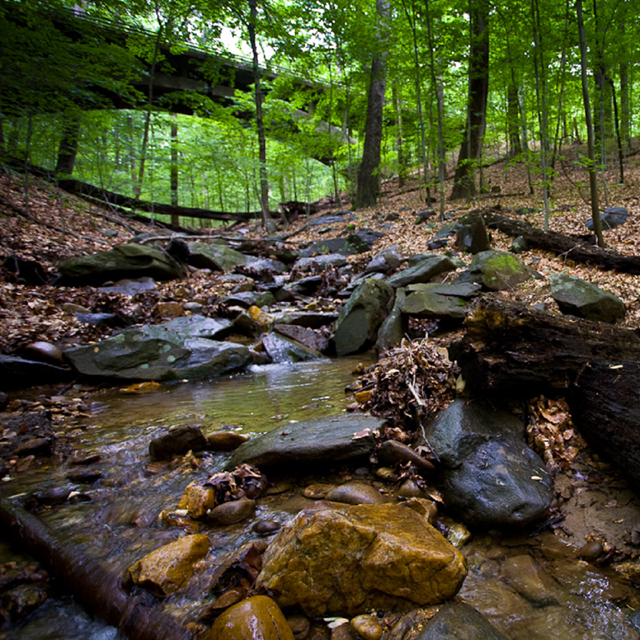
left=326, top=482, right=385, bottom=505
left=206, top=432, right=249, bottom=451
left=303, top=483, right=332, bottom=499
left=66, top=468, right=103, bottom=483
left=350, top=615, right=383, bottom=640
left=24, top=341, right=64, bottom=364
left=287, top=615, right=311, bottom=640
left=576, top=540, right=604, bottom=562
left=206, top=498, right=255, bottom=525
left=331, top=623, right=355, bottom=640
left=253, top=520, right=281, bottom=536
left=398, top=479, right=426, bottom=499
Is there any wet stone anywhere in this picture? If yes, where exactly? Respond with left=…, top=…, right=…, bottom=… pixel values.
left=325, top=482, right=385, bottom=505
left=206, top=431, right=249, bottom=451
left=350, top=614, right=383, bottom=640
left=66, top=468, right=103, bottom=483
left=253, top=520, right=281, bottom=536
left=128, top=533, right=211, bottom=598
left=149, top=425, right=207, bottom=461
left=204, top=595, right=294, bottom=640
left=287, top=614, right=311, bottom=640
left=206, top=498, right=256, bottom=525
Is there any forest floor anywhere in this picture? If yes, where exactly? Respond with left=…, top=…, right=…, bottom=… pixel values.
left=2, top=144, right=640, bottom=359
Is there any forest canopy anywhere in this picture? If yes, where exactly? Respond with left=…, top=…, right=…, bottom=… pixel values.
left=0, top=0, right=637, bottom=224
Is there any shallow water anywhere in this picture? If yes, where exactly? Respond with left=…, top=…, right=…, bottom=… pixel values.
left=3, top=356, right=640, bottom=640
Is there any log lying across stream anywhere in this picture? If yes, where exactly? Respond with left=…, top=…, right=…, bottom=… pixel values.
left=451, top=298, right=640, bottom=485
left=483, top=211, right=640, bottom=274
left=0, top=497, right=192, bottom=640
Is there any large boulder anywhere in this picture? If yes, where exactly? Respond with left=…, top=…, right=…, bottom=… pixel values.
left=549, top=272, right=626, bottom=323
left=402, top=291, right=468, bottom=320
left=459, top=250, right=535, bottom=291
left=455, top=213, right=491, bottom=254
left=301, top=229, right=384, bottom=257
left=331, top=279, right=394, bottom=356
left=424, top=400, right=553, bottom=528
left=227, top=414, right=384, bottom=471
left=386, top=255, right=456, bottom=289
left=187, top=241, right=248, bottom=271
left=293, top=254, right=348, bottom=272
left=256, top=503, right=467, bottom=616
left=57, top=244, right=187, bottom=286
left=64, top=325, right=251, bottom=381
left=128, top=534, right=211, bottom=597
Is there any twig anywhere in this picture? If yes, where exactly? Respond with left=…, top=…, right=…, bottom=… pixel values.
left=0, top=196, right=110, bottom=246
left=85, top=209, right=139, bottom=235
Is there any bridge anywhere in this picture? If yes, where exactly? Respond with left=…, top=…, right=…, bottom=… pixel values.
left=2, top=1, right=332, bottom=121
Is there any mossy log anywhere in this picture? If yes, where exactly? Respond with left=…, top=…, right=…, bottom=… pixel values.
left=483, top=211, right=640, bottom=274
left=0, top=497, right=192, bottom=640
left=450, top=298, right=640, bottom=396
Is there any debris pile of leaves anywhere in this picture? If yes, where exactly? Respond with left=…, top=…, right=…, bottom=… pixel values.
left=357, top=338, right=459, bottom=430
left=524, top=396, right=584, bottom=477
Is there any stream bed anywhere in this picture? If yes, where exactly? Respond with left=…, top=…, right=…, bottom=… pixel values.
left=2, top=356, right=640, bottom=640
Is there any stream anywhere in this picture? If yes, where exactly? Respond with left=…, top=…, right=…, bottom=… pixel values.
left=2, top=356, right=640, bottom=640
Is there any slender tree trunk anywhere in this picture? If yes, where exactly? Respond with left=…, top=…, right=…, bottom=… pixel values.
left=450, top=0, right=489, bottom=201
left=606, top=76, right=624, bottom=184
left=620, top=59, right=631, bottom=150
left=400, top=0, right=427, bottom=192
left=55, top=111, right=81, bottom=176
left=248, top=0, right=271, bottom=229
left=355, top=0, right=389, bottom=209
left=392, top=82, right=407, bottom=188
left=576, top=0, right=604, bottom=248
left=507, top=83, right=522, bottom=156
left=530, top=0, right=550, bottom=228
left=551, top=0, right=570, bottom=177
left=170, top=114, right=179, bottom=226
left=425, top=0, right=446, bottom=220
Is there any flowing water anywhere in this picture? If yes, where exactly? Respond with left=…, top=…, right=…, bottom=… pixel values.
left=2, top=357, right=640, bottom=640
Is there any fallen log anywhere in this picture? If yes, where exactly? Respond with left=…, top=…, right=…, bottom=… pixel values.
left=570, top=360, right=640, bottom=486
left=0, top=496, right=192, bottom=640
left=58, top=178, right=261, bottom=223
left=483, top=211, right=640, bottom=274
left=450, top=298, right=640, bottom=397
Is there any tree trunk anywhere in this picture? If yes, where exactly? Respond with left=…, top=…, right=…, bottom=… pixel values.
left=248, top=0, right=271, bottom=229
left=355, top=0, right=389, bottom=209
left=507, top=83, right=522, bottom=157
left=425, top=0, right=446, bottom=220
left=55, top=112, right=81, bottom=177
left=576, top=0, right=604, bottom=248
left=392, top=82, right=407, bottom=188
left=620, top=48, right=631, bottom=149
left=449, top=0, right=489, bottom=201
left=170, top=114, right=179, bottom=226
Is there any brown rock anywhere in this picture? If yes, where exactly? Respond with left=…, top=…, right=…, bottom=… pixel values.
left=206, top=498, right=256, bottom=525
left=181, top=481, right=216, bottom=519
left=287, top=614, right=311, bottom=640
left=149, top=425, right=207, bottom=461
left=154, top=301, right=184, bottom=317
left=350, top=614, right=382, bottom=640
left=13, top=438, right=52, bottom=457
left=325, top=482, right=385, bottom=506
left=256, top=503, right=467, bottom=616
left=207, top=432, right=250, bottom=451
left=24, top=341, right=64, bottom=364
left=501, top=555, right=557, bottom=606
left=205, top=595, right=294, bottom=640
left=253, top=520, right=282, bottom=536
left=377, top=440, right=435, bottom=474
left=128, top=533, right=211, bottom=597
left=331, top=623, right=355, bottom=640
left=274, top=324, right=330, bottom=353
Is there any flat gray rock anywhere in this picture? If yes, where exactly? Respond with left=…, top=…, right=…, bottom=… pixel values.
left=386, top=255, right=456, bottom=288
left=187, top=241, right=248, bottom=271
left=550, top=272, right=625, bottom=323
left=262, top=331, right=325, bottom=363
left=402, top=291, right=468, bottom=319
left=162, top=315, right=233, bottom=339
left=64, top=325, right=250, bottom=381
left=227, top=414, right=385, bottom=470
